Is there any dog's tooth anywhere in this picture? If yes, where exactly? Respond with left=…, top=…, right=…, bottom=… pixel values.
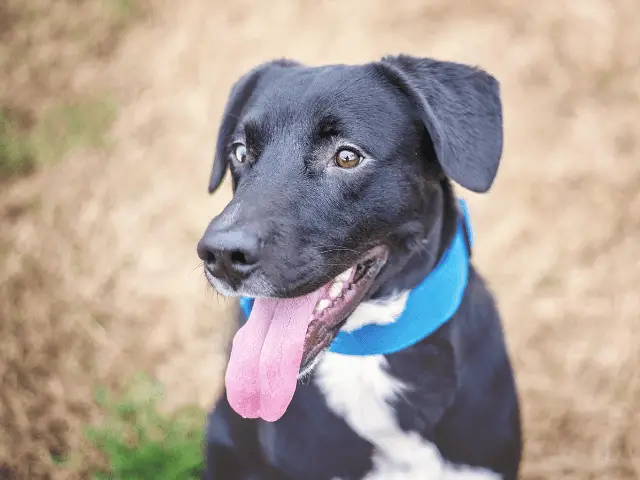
left=315, top=299, right=331, bottom=313
left=330, top=281, right=343, bottom=299
left=337, top=267, right=354, bottom=282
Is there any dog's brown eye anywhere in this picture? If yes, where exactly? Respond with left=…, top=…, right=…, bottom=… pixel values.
left=233, top=144, right=248, bottom=163
left=335, top=148, right=362, bottom=169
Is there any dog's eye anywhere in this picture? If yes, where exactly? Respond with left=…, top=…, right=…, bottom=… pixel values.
left=233, top=144, right=248, bottom=163
left=335, top=148, right=362, bottom=169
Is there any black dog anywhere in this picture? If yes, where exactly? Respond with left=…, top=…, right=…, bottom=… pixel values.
left=198, top=55, right=521, bottom=479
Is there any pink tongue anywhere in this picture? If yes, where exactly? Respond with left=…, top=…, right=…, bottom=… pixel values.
left=225, top=290, right=324, bottom=422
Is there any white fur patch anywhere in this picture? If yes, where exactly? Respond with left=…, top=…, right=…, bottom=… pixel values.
left=315, top=352, right=501, bottom=480
left=341, top=291, right=410, bottom=332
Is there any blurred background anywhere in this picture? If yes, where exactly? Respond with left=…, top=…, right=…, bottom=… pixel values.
left=1, top=0, right=638, bottom=478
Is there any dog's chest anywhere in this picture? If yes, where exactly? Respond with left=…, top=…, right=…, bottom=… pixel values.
left=315, top=353, right=501, bottom=480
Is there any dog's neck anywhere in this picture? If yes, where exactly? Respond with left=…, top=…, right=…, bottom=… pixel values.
left=371, top=179, right=459, bottom=301
left=329, top=188, right=470, bottom=355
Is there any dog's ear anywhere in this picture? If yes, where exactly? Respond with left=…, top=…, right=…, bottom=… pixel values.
left=377, top=55, right=503, bottom=193
left=208, top=59, right=300, bottom=194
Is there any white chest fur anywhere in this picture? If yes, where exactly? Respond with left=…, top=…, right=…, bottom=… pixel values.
left=315, top=298, right=501, bottom=479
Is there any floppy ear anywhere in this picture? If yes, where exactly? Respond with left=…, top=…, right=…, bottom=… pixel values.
left=208, top=59, right=300, bottom=194
left=377, top=55, right=503, bottom=193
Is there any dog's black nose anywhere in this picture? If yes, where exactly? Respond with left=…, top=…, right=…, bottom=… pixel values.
left=197, top=229, right=262, bottom=280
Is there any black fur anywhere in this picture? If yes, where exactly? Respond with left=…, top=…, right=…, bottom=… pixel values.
left=199, top=56, right=521, bottom=479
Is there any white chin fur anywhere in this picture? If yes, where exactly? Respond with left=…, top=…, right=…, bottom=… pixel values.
left=298, top=350, right=327, bottom=379
left=204, top=269, right=276, bottom=298
left=204, top=271, right=239, bottom=297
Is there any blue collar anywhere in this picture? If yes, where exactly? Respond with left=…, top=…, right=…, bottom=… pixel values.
left=239, top=199, right=473, bottom=356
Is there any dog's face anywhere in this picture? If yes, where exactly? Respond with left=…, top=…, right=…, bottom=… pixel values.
left=209, top=64, right=436, bottom=294
left=198, top=55, right=503, bottom=421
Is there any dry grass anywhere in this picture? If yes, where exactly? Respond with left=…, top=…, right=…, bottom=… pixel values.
left=1, top=0, right=639, bottom=478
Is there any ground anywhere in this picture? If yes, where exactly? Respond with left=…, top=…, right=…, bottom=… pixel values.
left=0, top=0, right=638, bottom=478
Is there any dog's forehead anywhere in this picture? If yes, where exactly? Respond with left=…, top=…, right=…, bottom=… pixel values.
left=263, top=64, right=381, bottom=103
left=244, top=64, right=408, bottom=137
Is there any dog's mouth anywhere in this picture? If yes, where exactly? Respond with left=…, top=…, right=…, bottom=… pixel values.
left=300, top=246, right=389, bottom=372
left=224, top=245, right=389, bottom=422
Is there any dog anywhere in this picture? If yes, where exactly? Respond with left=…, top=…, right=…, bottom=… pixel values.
left=197, top=55, right=522, bottom=479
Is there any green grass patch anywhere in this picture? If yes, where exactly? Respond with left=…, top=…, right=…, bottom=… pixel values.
left=86, top=375, right=205, bottom=480
left=32, top=97, right=117, bottom=164
left=0, top=97, right=116, bottom=182
left=0, top=109, right=36, bottom=179
left=105, top=0, right=140, bottom=27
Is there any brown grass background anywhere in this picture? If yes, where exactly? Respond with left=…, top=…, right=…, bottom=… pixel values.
left=1, top=0, right=639, bottom=478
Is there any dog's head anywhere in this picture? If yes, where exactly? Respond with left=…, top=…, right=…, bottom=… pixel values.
left=197, top=56, right=502, bottom=421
